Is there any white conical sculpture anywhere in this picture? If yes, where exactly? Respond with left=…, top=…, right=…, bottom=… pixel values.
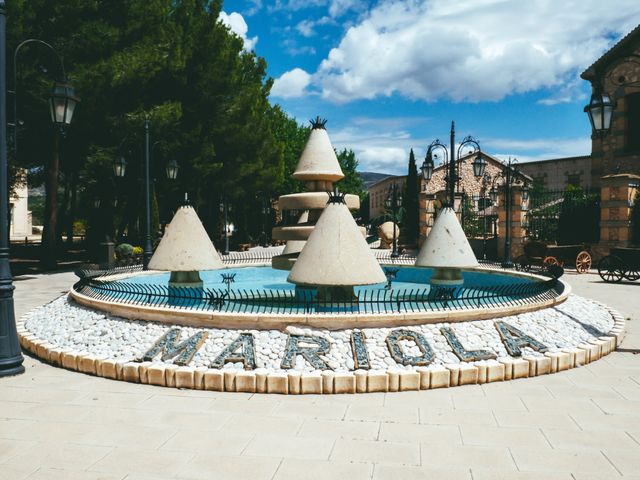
left=293, top=117, right=344, bottom=183
left=415, top=207, right=478, bottom=285
left=288, top=193, right=385, bottom=299
left=149, top=204, right=223, bottom=286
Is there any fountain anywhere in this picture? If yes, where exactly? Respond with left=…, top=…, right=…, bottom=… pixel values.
left=148, top=203, right=223, bottom=287
left=271, top=117, right=362, bottom=270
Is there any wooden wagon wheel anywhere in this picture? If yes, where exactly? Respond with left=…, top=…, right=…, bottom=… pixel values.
left=598, top=256, right=624, bottom=283
left=624, top=271, right=640, bottom=281
left=543, top=256, right=560, bottom=267
left=515, top=255, right=531, bottom=272
left=575, top=250, right=592, bottom=274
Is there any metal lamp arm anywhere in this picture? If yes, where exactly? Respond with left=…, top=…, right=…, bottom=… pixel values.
left=456, top=136, right=481, bottom=161
left=427, top=139, right=448, bottom=166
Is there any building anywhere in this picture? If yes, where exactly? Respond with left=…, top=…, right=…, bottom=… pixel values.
left=10, top=175, right=32, bottom=239
left=367, top=175, right=406, bottom=220
left=517, top=155, right=592, bottom=191
left=581, top=24, right=640, bottom=188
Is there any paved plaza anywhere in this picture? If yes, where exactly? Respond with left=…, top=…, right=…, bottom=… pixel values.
left=0, top=270, right=639, bottom=480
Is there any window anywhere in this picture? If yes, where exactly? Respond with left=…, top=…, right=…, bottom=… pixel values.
left=567, top=174, right=581, bottom=187
left=627, top=92, right=640, bottom=152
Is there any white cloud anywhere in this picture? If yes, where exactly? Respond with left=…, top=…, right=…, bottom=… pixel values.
left=219, top=11, right=258, bottom=51
left=485, top=136, right=592, bottom=162
left=296, top=19, right=316, bottom=37
left=328, top=0, right=364, bottom=17
left=271, top=68, right=313, bottom=99
left=282, top=0, right=640, bottom=103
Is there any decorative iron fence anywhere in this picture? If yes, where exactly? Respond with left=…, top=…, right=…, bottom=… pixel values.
left=73, top=274, right=562, bottom=315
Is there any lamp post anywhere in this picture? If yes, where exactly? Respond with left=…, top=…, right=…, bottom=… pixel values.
left=11, top=39, right=79, bottom=270
left=260, top=198, right=270, bottom=248
left=385, top=183, right=402, bottom=258
left=113, top=123, right=178, bottom=269
left=0, top=2, right=24, bottom=376
left=420, top=121, right=484, bottom=207
left=479, top=171, right=500, bottom=260
left=219, top=196, right=231, bottom=255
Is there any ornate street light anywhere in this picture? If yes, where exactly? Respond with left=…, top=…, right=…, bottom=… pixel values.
left=165, top=159, right=179, bottom=180
left=522, top=184, right=529, bottom=202
left=421, top=151, right=434, bottom=181
left=472, top=154, right=486, bottom=177
left=49, top=80, right=79, bottom=127
left=584, top=89, right=614, bottom=136
left=489, top=185, right=499, bottom=204
left=113, top=155, right=127, bottom=178
left=421, top=122, right=482, bottom=207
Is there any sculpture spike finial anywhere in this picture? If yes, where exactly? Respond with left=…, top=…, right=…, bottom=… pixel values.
left=326, top=187, right=346, bottom=205
left=309, top=116, right=328, bottom=130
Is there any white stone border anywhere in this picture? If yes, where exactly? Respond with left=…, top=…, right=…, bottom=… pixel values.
left=16, top=302, right=625, bottom=394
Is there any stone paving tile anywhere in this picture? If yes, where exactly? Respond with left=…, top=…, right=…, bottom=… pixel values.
left=297, top=418, right=380, bottom=440
left=4, top=441, right=112, bottom=471
left=0, top=418, right=99, bottom=444
left=271, top=401, right=347, bottom=420
left=494, top=410, right=579, bottom=430
left=546, top=384, right=625, bottom=400
left=220, top=413, right=303, bottom=436
left=330, top=438, right=420, bottom=465
left=592, top=397, right=640, bottom=415
left=312, top=392, right=386, bottom=407
left=571, top=411, right=640, bottom=431
left=211, top=396, right=279, bottom=415
left=243, top=434, right=335, bottom=460
left=272, top=458, right=374, bottom=480
left=452, top=395, right=527, bottom=412
left=140, top=394, right=216, bottom=412
left=378, top=422, right=462, bottom=445
left=613, top=385, right=640, bottom=401
left=510, top=447, right=619, bottom=475
left=89, top=447, right=193, bottom=477
left=542, top=427, right=640, bottom=450
left=0, top=463, right=37, bottom=480
left=16, top=403, right=103, bottom=423
left=383, top=390, right=454, bottom=409
left=71, top=391, right=154, bottom=408
left=372, top=464, right=472, bottom=480
left=460, top=425, right=550, bottom=448
left=420, top=409, right=497, bottom=427
left=521, top=397, right=604, bottom=415
left=420, top=444, right=516, bottom=471
left=482, top=382, right=555, bottom=399
left=176, top=455, right=281, bottom=480
left=345, top=404, right=419, bottom=423
left=572, top=475, right=640, bottom=480
left=471, top=469, right=573, bottom=480
left=0, top=385, right=87, bottom=404
left=601, top=447, right=640, bottom=476
left=159, top=430, right=251, bottom=454
left=25, top=468, right=125, bottom=480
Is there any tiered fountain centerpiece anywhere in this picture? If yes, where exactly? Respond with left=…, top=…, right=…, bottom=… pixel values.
left=271, top=117, right=362, bottom=270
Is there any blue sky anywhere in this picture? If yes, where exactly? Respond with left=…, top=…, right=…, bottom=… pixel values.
left=220, top=0, right=640, bottom=175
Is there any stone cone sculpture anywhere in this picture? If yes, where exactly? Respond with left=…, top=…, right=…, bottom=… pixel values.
left=415, top=207, right=478, bottom=285
left=293, top=120, right=344, bottom=182
left=149, top=204, right=223, bottom=286
left=288, top=194, right=385, bottom=299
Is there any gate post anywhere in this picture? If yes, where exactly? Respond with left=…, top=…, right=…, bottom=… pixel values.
left=497, top=184, right=529, bottom=261
left=598, top=174, right=640, bottom=256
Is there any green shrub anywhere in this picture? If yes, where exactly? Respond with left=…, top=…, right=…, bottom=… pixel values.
left=115, top=243, right=134, bottom=259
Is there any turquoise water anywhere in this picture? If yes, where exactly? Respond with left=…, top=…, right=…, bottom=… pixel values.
left=97, top=265, right=549, bottom=313
left=125, top=265, right=535, bottom=292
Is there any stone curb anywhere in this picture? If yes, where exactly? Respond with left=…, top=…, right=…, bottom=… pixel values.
left=15, top=306, right=625, bottom=395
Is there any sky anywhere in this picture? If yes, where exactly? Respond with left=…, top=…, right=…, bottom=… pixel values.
left=220, top=0, right=640, bottom=175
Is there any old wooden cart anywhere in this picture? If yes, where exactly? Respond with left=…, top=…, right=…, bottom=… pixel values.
left=598, top=247, right=640, bottom=282
left=516, top=241, right=592, bottom=273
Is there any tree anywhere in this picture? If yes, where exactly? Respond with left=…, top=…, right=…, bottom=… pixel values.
left=401, top=149, right=419, bottom=246
left=336, top=148, right=365, bottom=197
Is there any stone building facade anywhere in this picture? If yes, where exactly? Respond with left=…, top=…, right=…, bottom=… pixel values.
left=367, top=175, right=406, bottom=220
left=582, top=24, right=640, bottom=188
left=517, top=155, right=592, bottom=191
left=10, top=174, right=32, bottom=239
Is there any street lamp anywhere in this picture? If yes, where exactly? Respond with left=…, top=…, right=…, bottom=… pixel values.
left=49, top=80, right=79, bottom=127
left=0, top=2, right=24, bottom=376
left=220, top=196, right=232, bottom=255
left=260, top=198, right=270, bottom=248
left=113, top=122, right=178, bottom=269
left=386, top=183, right=402, bottom=258
left=583, top=54, right=640, bottom=137
left=420, top=121, right=482, bottom=207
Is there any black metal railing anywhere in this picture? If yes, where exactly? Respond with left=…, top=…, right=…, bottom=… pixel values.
left=73, top=275, right=562, bottom=315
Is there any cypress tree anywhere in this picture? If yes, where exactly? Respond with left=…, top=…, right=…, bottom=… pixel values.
left=401, top=149, right=420, bottom=246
